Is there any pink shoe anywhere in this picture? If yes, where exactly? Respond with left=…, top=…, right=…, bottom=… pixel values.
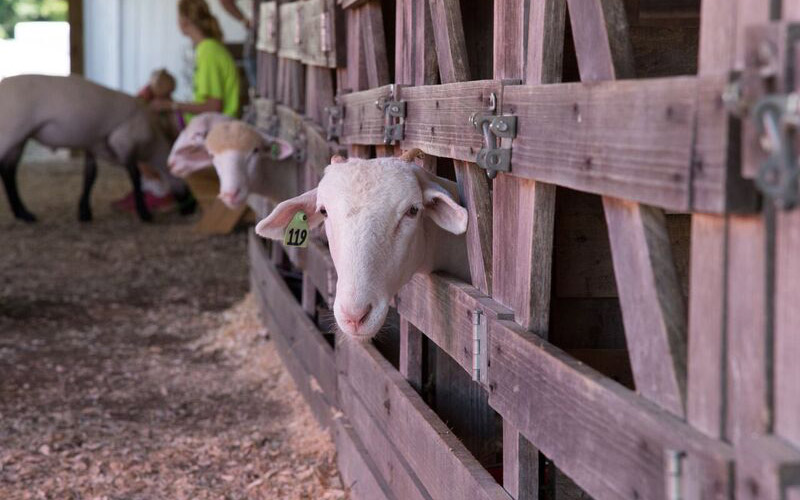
left=144, top=192, right=176, bottom=213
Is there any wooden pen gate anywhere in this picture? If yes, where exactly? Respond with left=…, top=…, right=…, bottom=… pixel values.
left=245, top=0, right=800, bottom=498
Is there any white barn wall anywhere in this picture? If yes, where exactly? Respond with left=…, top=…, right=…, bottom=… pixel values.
left=83, top=0, right=249, bottom=100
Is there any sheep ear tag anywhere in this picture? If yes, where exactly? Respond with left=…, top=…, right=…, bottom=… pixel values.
left=283, top=211, right=309, bottom=248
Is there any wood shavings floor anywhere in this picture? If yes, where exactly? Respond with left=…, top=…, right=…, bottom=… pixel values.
left=0, top=154, right=346, bottom=500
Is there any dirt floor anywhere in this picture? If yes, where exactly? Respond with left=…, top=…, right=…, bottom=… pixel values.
left=0, top=153, right=346, bottom=499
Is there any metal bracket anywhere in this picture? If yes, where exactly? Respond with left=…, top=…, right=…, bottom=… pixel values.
left=752, top=93, right=800, bottom=209
left=472, top=310, right=487, bottom=384
left=376, top=85, right=406, bottom=145
left=666, top=450, right=686, bottom=500
left=470, top=92, right=517, bottom=179
left=325, top=105, right=343, bottom=141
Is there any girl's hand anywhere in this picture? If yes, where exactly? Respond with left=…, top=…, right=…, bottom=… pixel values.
left=150, top=99, right=175, bottom=112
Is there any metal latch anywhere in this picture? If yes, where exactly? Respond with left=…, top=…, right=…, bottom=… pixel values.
left=325, top=105, right=343, bottom=141
left=470, top=92, right=517, bottom=179
left=752, top=93, right=800, bottom=209
left=376, top=85, right=406, bottom=145
left=472, top=310, right=487, bottom=383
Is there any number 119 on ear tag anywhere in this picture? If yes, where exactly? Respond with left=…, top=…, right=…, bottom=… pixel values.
left=284, top=211, right=309, bottom=248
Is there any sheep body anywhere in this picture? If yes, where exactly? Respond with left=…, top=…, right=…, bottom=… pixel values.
left=0, top=74, right=181, bottom=222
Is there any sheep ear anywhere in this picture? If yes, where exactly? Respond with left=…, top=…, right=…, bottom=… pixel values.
left=255, top=189, right=323, bottom=240
left=422, top=183, right=468, bottom=235
left=254, top=129, right=294, bottom=160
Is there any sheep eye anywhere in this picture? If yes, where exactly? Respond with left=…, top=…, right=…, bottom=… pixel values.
left=405, top=206, right=419, bottom=218
left=319, top=207, right=328, bottom=217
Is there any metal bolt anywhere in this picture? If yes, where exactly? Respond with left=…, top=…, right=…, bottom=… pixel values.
left=495, top=120, right=509, bottom=133
left=390, top=105, right=400, bottom=114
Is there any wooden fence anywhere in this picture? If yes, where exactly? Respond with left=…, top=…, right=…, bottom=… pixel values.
left=246, top=0, right=800, bottom=498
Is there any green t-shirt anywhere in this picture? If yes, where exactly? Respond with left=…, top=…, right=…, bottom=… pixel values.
left=193, top=38, right=240, bottom=118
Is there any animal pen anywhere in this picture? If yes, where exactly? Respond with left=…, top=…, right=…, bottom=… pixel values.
left=246, top=0, right=800, bottom=498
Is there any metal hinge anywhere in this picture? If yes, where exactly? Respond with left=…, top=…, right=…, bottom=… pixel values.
left=376, top=85, right=406, bottom=145
left=470, top=91, right=517, bottom=179
left=666, top=450, right=686, bottom=500
left=472, top=310, right=487, bottom=383
left=320, top=11, right=331, bottom=53
left=325, top=105, right=343, bottom=142
left=752, top=93, right=800, bottom=209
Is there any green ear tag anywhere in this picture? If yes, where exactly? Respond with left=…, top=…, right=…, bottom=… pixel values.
left=270, top=142, right=281, bottom=159
left=283, top=211, right=309, bottom=248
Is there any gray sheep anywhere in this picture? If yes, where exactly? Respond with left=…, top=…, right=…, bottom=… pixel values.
left=0, top=74, right=190, bottom=222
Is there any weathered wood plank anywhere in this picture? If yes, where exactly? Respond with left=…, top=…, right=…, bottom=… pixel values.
left=334, top=418, right=396, bottom=500
left=487, top=317, right=734, bottom=500
left=400, top=80, right=501, bottom=162
left=775, top=208, right=800, bottom=449
left=504, top=77, right=696, bottom=211
left=338, top=377, right=432, bottom=500
left=346, top=7, right=368, bottom=92
left=360, top=1, right=391, bottom=88
left=249, top=233, right=337, bottom=401
left=339, top=85, right=393, bottom=145
left=503, top=425, right=540, bottom=500
left=305, top=238, right=337, bottom=306
left=396, top=273, right=514, bottom=380
left=305, top=66, right=335, bottom=127
left=399, top=318, right=423, bottom=392
left=455, top=160, right=494, bottom=295
left=567, top=0, right=635, bottom=81
left=603, top=198, right=687, bottom=416
left=257, top=1, right=278, bottom=53
left=278, top=2, right=304, bottom=61
left=686, top=214, right=728, bottom=438
left=394, top=0, right=437, bottom=86
left=492, top=176, right=556, bottom=334
left=338, top=340, right=512, bottom=500
left=429, top=0, right=470, bottom=83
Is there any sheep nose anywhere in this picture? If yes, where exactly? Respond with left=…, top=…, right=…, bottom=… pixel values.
left=341, top=304, right=372, bottom=328
left=219, top=188, right=240, bottom=202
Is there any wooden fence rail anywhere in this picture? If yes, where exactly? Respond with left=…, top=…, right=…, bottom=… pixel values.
left=245, top=0, right=800, bottom=498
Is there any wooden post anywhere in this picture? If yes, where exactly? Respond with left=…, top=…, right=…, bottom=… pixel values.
left=492, top=0, right=565, bottom=498
left=68, top=0, right=84, bottom=75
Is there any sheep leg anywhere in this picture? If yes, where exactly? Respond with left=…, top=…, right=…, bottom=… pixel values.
left=0, top=143, right=36, bottom=223
left=78, top=151, right=98, bottom=222
left=124, top=158, right=152, bottom=222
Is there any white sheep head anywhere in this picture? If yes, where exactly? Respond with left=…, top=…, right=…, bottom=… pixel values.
left=255, top=151, right=468, bottom=341
left=168, top=112, right=232, bottom=177
left=205, top=120, right=293, bottom=208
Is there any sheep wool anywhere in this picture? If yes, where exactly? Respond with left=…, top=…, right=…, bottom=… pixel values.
left=205, top=121, right=263, bottom=155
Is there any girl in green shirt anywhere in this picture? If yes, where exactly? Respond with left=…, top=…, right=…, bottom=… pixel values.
left=121, top=0, right=241, bottom=213
left=151, top=0, right=241, bottom=118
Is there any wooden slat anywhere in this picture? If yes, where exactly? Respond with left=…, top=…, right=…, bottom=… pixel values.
left=257, top=1, right=278, bottom=53
left=338, top=377, right=432, bottom=500
left=360, top=1, right=391, bottom=88
left=603, top=198, right=687, bottom=416
left=504, top=76, right=697, bottom=212
left=775, top=208, right=800, bottom=448
left=346, top=7, right=369, bottom=92
left=395, top=0, right=437, bottom=86
left=502, top=426, right=540, bottom=500
left=487, top=317, right=733, bottom=500
left=400, top=80, right=501, bottom=162
left=278, top=2, right=304, bottom=61
left=686, top=215, right=728, bottom=437
left=492, top=176, right=556, bottom=334
left=249, top=233, right=337, bottom=402
left=338, top=340, right=512, bottom=500
left=455, top=161, right=494, bottom=295
left=396, top=273, right=514, bottom=380
left=429, top=0, right=470, bottom=83
left=334, top=418, right=396, bottom=500
left=399, top=318, right=423, bottom=392
left=305, top=238, right=337, bottom=306
left=339, top=85, right=393, bottom=145
left=305, top=66, right=335, bottom=126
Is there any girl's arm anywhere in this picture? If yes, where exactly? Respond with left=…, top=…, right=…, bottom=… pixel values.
left=151, top=98, right=223, bottom=114
left=220, top=0, right=251, bottom=28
